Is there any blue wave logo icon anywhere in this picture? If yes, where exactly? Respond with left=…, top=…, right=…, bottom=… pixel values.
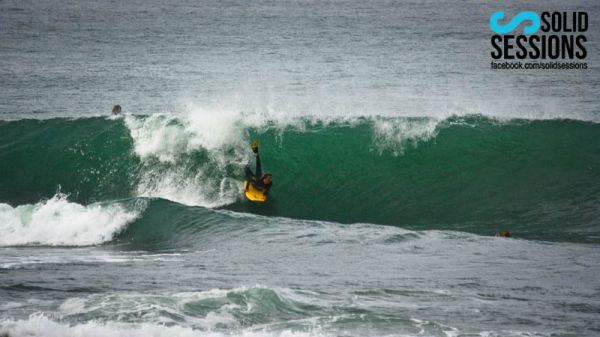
left=490, top=11, right=540, bottom=35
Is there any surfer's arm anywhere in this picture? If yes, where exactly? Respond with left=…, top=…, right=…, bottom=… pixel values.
left=244, top=165, right=253, bottom=181
left=255, top=153, right=263, bottom=178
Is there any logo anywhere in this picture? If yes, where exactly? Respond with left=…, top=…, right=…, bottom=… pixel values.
left=489, top=11, right=588, bottom=70
left=490, top=12, right=540, bottom=35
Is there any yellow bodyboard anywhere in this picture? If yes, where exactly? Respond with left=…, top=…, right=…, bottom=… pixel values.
left=244, top=180, right=267, bottom=202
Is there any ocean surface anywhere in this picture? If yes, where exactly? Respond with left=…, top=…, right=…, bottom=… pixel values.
left=1, top=0, right=600, bottom=336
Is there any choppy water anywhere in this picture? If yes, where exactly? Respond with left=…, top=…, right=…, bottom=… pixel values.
left=1, top=0, right=600, bottom=336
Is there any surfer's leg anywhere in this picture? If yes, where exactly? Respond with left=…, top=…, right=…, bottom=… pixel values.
left=255, top=154, right=263, bottom=177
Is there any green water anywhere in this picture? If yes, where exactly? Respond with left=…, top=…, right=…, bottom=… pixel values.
left=1, top=115, right=599, bottom=243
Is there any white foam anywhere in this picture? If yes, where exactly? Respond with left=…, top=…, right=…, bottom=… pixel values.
left=123, top=104, right=265, bottom=163
left=371, top=117, right=440, bottom=155
left=123, top=102, right=356, bottom=166
left=43, top=286, right=297, bottom=332
left=0, top=314, right=549, bottom=337
left=135, top=165, right=242, bottom=207
left=58, top=298, right=88, bottom=314
left=0, top=251, right=183, bottom=269
left=124, top=113, right=192, bottom=163
left=123, top=107, right=254, bottom=207
left=0, top=194, right=142, bottom=246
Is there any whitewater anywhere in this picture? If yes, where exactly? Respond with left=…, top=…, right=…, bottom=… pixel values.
left=2, top=0, right=600, bottom=336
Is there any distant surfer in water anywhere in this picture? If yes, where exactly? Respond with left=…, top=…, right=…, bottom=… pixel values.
left=496, top=230, right=511, bottom=238
left=244, top=141, right=272, bottom=194
left=112, top=105, right=122, bottom=115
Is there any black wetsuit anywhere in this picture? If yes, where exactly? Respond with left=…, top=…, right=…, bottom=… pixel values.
left=244, top=153, right=271, bottom=194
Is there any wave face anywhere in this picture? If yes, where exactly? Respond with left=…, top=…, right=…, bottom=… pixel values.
left=1, top=114, right=599, bottom=243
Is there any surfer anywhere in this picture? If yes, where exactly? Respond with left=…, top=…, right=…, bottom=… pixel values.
left=112, top=105, right=122, bottom=115
left=496, top=230, right=511, bottom=238
left=244, top=141, right=272, bottom=195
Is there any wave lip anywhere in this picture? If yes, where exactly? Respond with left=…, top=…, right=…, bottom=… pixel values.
left=0, top=194, right=143, bottom=246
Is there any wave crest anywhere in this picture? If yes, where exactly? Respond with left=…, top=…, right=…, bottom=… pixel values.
left=0, top=194, right=144, bottom=246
